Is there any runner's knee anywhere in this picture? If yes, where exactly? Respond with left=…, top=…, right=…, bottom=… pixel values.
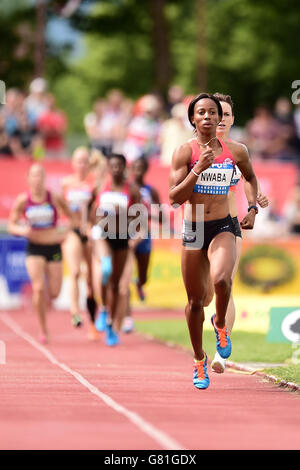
left=188, top=297, right=205, bottom=313
left=32, top=283, right=45, bottom=296
left=69, top=268, right=81, bottom=281
left=213, top=274, right=232, bottom=293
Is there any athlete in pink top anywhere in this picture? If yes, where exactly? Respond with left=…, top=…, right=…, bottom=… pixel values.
left=8, top=163, right=73, bottom=343
left=169, top=93, right=259, bottom=389
left=62, top=146, right=98, bottom=335
left=90, top=153, right=140, bottom=347
left=207, top=93, right=269, bottom=374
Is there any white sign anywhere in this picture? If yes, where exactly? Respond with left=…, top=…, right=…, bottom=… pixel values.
left=281, top=309, right=300, bottom=343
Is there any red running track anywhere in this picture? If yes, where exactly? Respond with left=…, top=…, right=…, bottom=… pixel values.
left=0, top=308, right=299, bottom=450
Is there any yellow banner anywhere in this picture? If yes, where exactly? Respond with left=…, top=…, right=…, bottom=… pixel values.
left=130, top=238, right=300, bottom=333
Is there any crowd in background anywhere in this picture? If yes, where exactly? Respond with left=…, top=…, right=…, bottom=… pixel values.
left=2, top=78, right=300, bottom=168
left=0, top=78, right=67, bottom=160
left=84, top=90, right=300, bottom=170
left=1, top=78, right=300, bottom=237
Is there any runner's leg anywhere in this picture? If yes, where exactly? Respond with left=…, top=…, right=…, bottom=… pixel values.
left=26, top=256, right=48, bottom=338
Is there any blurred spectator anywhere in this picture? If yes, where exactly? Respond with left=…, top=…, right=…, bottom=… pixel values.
left=84, top=98, right=107, bottom=149
left=25, top=77, right=48, bottom=125
left=112, top=97, right=134, bottom=153
left=274, top=97, right=295, bottom=126
left=99, top=88, right=126, bottom=155
left=84, top=89, right=127, bottom=156
left=10, top=108, right=38, bottom=154
left=283, top=185, right=300, bottom=234
left=160, top=102, right=193, bottom=166
left=122, top=94, right=162, bottom=162
left=273, top=96, right=300, bottom=163
left=1, top=88, right=24, bottom=136
left=245, top=105, right=285, bottom=160
left=165, top=85, right=185, bottom=116
left=0, top=88, right=39, bottom=159
left=37, top=93, right=68, bottom=159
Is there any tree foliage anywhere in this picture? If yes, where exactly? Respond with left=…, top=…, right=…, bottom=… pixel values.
left=205, top=0, right=300, bottom=124
left=0, top=2, right=36, bottom=89
left=2, top=0, right=300, bottom=131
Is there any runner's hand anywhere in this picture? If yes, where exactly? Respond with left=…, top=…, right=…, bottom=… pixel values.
left=257, top=192, right=269, bottom=208
left=240, top=210, right=256, bottom=230
left=194, top=146, right=215, bottom=173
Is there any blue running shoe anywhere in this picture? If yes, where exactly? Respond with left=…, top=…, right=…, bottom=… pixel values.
left=193, top=354, right=209, bottom=390
left=106, top=324, right=120, bottom=347
left=95, top=309, right=107, bottom=332
left=211, top=314, right=232, bottom=359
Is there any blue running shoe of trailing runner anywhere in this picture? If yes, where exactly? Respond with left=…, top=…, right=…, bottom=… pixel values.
left=106, top=324, right=120, bottom=347
left=211, top=314, right=232, bottom=359
left=95, top=309, right=107, bottom=332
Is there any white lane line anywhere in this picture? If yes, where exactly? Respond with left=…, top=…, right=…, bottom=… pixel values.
left=1, top=313, right=186, bottom=451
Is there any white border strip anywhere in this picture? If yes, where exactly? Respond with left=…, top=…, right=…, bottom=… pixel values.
left=1, top=313, right=185, bottom=450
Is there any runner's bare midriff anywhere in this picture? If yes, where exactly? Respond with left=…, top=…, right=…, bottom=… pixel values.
left=186, top=193, right=230, bottom=222
left=27, top=227, right=66, bottom=245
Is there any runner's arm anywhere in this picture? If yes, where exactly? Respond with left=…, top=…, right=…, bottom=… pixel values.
left=169, top=144, right=194, bottom=206
left=233, top=143, right=258, bottom=229
left=244, top=178, right=269, bottom=208
left=52, top=193, right=76, bottom=228
left=7, top=194, right=30, bottom=238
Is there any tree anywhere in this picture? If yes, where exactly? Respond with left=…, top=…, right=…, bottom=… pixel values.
left=0, top=2, right=36, bottom=89
left=0, top=1, right=71, bottom=90
left=205, top=0, right=300, bottom=124
left=69, top=0, right=169, bottom=97
left=151, top=0, right=171, bottom=96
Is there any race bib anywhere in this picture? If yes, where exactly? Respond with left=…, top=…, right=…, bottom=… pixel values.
left=193, top=163, right=234, bottom=195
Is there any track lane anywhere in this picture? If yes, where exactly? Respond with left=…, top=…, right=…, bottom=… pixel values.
left=0, top=309, right=300, bottom=450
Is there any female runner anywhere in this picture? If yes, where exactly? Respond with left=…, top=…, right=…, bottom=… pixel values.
left=8, top=163, right=73, bottom=342
left=121, top=156, right=164, bottom=333
left=208, top=93, right=269, bottom=373
left=90, top=153, right=140, bottom=346
left=62, top=146, right=98, bottom=338
left=169, top=93, right=258, bottom=389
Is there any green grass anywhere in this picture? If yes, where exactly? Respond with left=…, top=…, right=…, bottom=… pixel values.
left=135, top=318, right=300, bottom=385
left=262, top=366, right=300, bottom=385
